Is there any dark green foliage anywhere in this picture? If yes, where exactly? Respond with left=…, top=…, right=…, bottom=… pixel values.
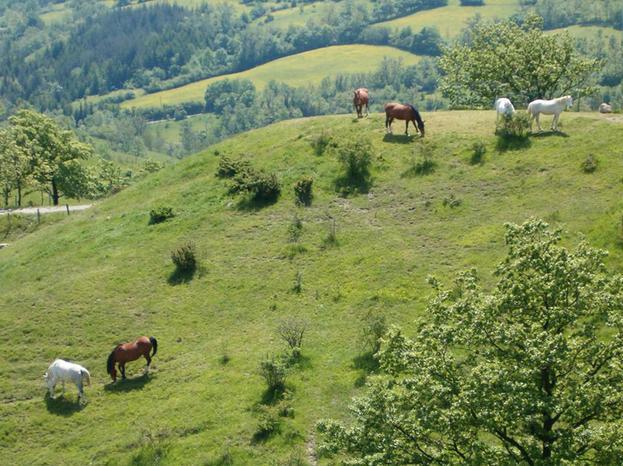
left=293, top=176, right=313, bottom=207
left=216, top=156, right=250, bottom=179
left=287, top=214, right=303, bottom=243
left=259, top=355, right=287, bottom=393
left=470, top=141, right=487, bottom=165
left=292, top=271, right=303, bottom=294
left=496, top=113, right=531, bottom=151
left=460, top=0, right=484, bottom=5
left=149, top=206, right=174, bottom=225
left=335, top=140, right=373, bottom=194
left=581, top=154, right=598, bottom=173
left=229, top=169, right=281, bottom=204
left=171, top=242, right=197, bottom=273
left=360, top=311, right=387, bottom=355
left=254, top=406, right=281, bottom=441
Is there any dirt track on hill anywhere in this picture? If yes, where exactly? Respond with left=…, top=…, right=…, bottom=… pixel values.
left=0, top=204, right=92, bottom=216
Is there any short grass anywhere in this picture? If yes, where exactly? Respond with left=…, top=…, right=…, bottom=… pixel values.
left=1, top=111, right=623, bottom=465
left=122, top=45, right=422, bottom=109
left=374, top=0, right=521, bottom=38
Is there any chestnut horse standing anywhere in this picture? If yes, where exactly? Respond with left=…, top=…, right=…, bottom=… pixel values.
left=353, top=88, right=369, bottom=118
left=107, top=336, right=158, bottom=382
left=385, top=102, right=425, bottom=137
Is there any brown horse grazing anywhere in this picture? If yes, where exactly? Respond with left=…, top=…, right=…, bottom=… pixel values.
left=384, top=102, right=425, bottom=137
left=353, top=88, right=369, bottom=118
left=107, top=336, right=157, bottom=382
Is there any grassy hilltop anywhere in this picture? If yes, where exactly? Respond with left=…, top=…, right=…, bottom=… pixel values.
left=1, top=111, right=623, bottom=464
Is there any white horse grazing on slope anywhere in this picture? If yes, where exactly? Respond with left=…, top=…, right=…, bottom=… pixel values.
left=44, top=359, right=91, bottom=402
left=495, top=98, right=515, bottom=121
left=527, top=95, right=573, bottom=132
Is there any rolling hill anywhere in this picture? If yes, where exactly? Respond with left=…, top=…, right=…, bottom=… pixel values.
left=1, top=111, right=622, bottom=464
left=120, top=45, right=423, bottom=110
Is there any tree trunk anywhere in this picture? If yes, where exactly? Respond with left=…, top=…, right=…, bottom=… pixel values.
left=51, top=179, right=60, bottom=206
left=17, top=182, right=22, bottom=208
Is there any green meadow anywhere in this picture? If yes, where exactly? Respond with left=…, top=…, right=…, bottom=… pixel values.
left=1, top=111, right=622, bottom=464
left=121, top=45, right=422, bottom=110
left=374, top=0, right=521, bottom=38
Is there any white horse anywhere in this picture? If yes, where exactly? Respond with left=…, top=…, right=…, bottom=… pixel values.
left=527, top=95, right=573, bottom=132
left=494, top=97, right=515, bottom=121
left=44, top=359, right=91, bottom=402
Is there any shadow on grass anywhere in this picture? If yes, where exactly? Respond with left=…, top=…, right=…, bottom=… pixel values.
left=167, top=267, right=196, bottom=285
left=382, top=133, right=418, bottom=144
left=260, top=385, right=286, bottom=406
left=335, top=175, right=372, bottom=196
left=45, top=393, right=84, bottom=416
left=352, top=351, right=380, bottom=388
left=496, top=135, right=532, bottom=152
left=530, top=130, right=570, bottom=138
left=104, top=373, right=153, bottom=392
left=235, top=196, right=279, bottom=212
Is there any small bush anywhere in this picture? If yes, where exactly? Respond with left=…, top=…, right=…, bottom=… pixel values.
left=581, top=154, right=598, bottom=173
left=149, top=206, right=174, bottom=225
left=323, top=215, right=338, bottom=247
left=310, top=131, right=333, bottom=156
left=335, top=140, right=373, bottom=193
left=255, top=406, right=281, bottom=440
left=277, top=317, right=307, bottom=356
left=216, top=156, right=250, bottom=179
left=229, top=169, right=281, bottom=203
left=293, top=176, right=313, bottom=206
left=414, top=156, right=436, bottom=175
left=259, top=355, right=287, bottom=392
left=361, top=311, right=387, bottom=355
left=287, top=214, right=303, bottom=243
left=496, top=113, right=531, bottom=151
left=171, top=242, right=197, bottom=273
left=470, top=141, right=487, bottom=165
left=292, top=271, right=303, bottom=294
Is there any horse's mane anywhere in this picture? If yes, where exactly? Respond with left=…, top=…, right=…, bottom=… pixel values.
left=408, top=104, right=424, bottom=126
left=554, top=95, right=572, bottom=103
left=106, top=349, right=116, bottom=375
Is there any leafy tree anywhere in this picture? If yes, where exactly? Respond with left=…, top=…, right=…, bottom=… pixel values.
left=9, top=110, right=93, bottom=205
left=319, top=219, right=623, bottom=464
left=439, top=14, right=601, bottom=107
left=0, top=128, right=30, bottom=207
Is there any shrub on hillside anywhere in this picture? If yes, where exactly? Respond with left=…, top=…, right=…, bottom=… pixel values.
left=216, top=156, right=250, bottom=179
left=229, top=169, right=281, bottom=203
left=496, top=113, right=531, bottom=151
left=581, top=154, right=598, bottom=173
left=171, top=241, right=197, bottom=273
left=149, top=206, right=174, bottom=225
left=360, top=311, right=388, bottom=355
left=470, top=141, right=487, bottom=165
left=259, top=355, right=287, bottom=393
left=335, top=140, right=373, bottom=194
left=293, top=176, right=313, bottom=206
left=254, top=406, right=281, bottom=440
left=287, top=213, right=303, bottom=243
left=277, top=317, right=308, bottom=359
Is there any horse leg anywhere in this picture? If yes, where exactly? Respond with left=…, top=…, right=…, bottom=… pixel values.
left=536, top=114, right=542, bottom=132
left=365, top=102, right=369, bottom=117
left=61, top=381, right=65, bottom=396
left=405, top=120, right=409, bottom=136
left=120, top=363, right=126, bottom=380
left=552, top=113, right=559, bottom=131
left=145, top=353, right=152, bottom=373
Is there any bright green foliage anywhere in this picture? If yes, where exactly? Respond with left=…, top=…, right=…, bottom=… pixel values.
left=335, top=139, right=373, bottom=194
left=9, top=110, right=93, bottom=205
left=0, top=128, right=30, bottom=207
left=319, top=219, right=623, bottom=464
left=439, top=14, right=600, bottom=107
left=293, top=176, right=313, bottom=207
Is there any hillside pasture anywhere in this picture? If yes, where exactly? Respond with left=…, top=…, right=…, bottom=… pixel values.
left=374, top=0, right=521, bottom=38
left=1, top=111, right=622, bottom=464
left=121, top=45, right=423, bottom=109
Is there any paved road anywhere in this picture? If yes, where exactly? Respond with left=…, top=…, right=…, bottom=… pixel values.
left=0, top=204, right=93, bottom=216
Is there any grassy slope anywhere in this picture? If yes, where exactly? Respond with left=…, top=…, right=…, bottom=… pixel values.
left=374, top=0, right=521, bottom=37
left=1, top=111, right=623, bottom=465
left=121, top=45, right=422, bottom=109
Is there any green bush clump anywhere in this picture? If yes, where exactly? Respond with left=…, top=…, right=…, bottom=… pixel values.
left=171, top=242, right=197, bottom=273
left=229, top=169, right=281, bottom=203
left=310, top=131, right=333, bottom=156
left=254, top=406, right=281, bottom=440
left=293, top=176, right=313, bottom=206
left=496, top=113, right=531, bottom=151
left=216, top=156, right=250, bottom=179
left=581, top=154, right=598, bottom=173
left=470, top=141, right=487, bottom=165
left=259, top=355, right=287, bottom=393
left=149, top=206, right=174, bottom=225
left=335, top=140, right=373, bottom=194
left=443, top=194, right=462, bottom=208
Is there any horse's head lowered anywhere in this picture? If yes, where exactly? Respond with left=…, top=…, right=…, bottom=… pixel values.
left=107, top=351, right=117, bottom=382
left=563, top=95, right=573, bottom=108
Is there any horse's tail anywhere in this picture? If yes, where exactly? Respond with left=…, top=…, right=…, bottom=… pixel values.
left=81, top=369, right=91, bottom=386
left=149, top=336, right=158, bottom=357
left=107, top=350, right=116, bottom=375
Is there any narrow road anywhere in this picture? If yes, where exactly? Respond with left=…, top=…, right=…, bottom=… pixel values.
left=0, top=204, right=93, bottom=216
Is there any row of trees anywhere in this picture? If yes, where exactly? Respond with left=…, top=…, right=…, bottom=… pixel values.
left=0, top=109, right=129, bottom=208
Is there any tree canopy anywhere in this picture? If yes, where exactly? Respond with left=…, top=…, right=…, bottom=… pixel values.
left=319, top=219, right=623, bottom=464
left=439, top=14, right=601, bottom=108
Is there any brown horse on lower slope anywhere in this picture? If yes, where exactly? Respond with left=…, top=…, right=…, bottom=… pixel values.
left=353, top=88, right=369, bottom=118
left=107, top=336, right=157, bottom=382
left=384, top=102, right=425, bottom=137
